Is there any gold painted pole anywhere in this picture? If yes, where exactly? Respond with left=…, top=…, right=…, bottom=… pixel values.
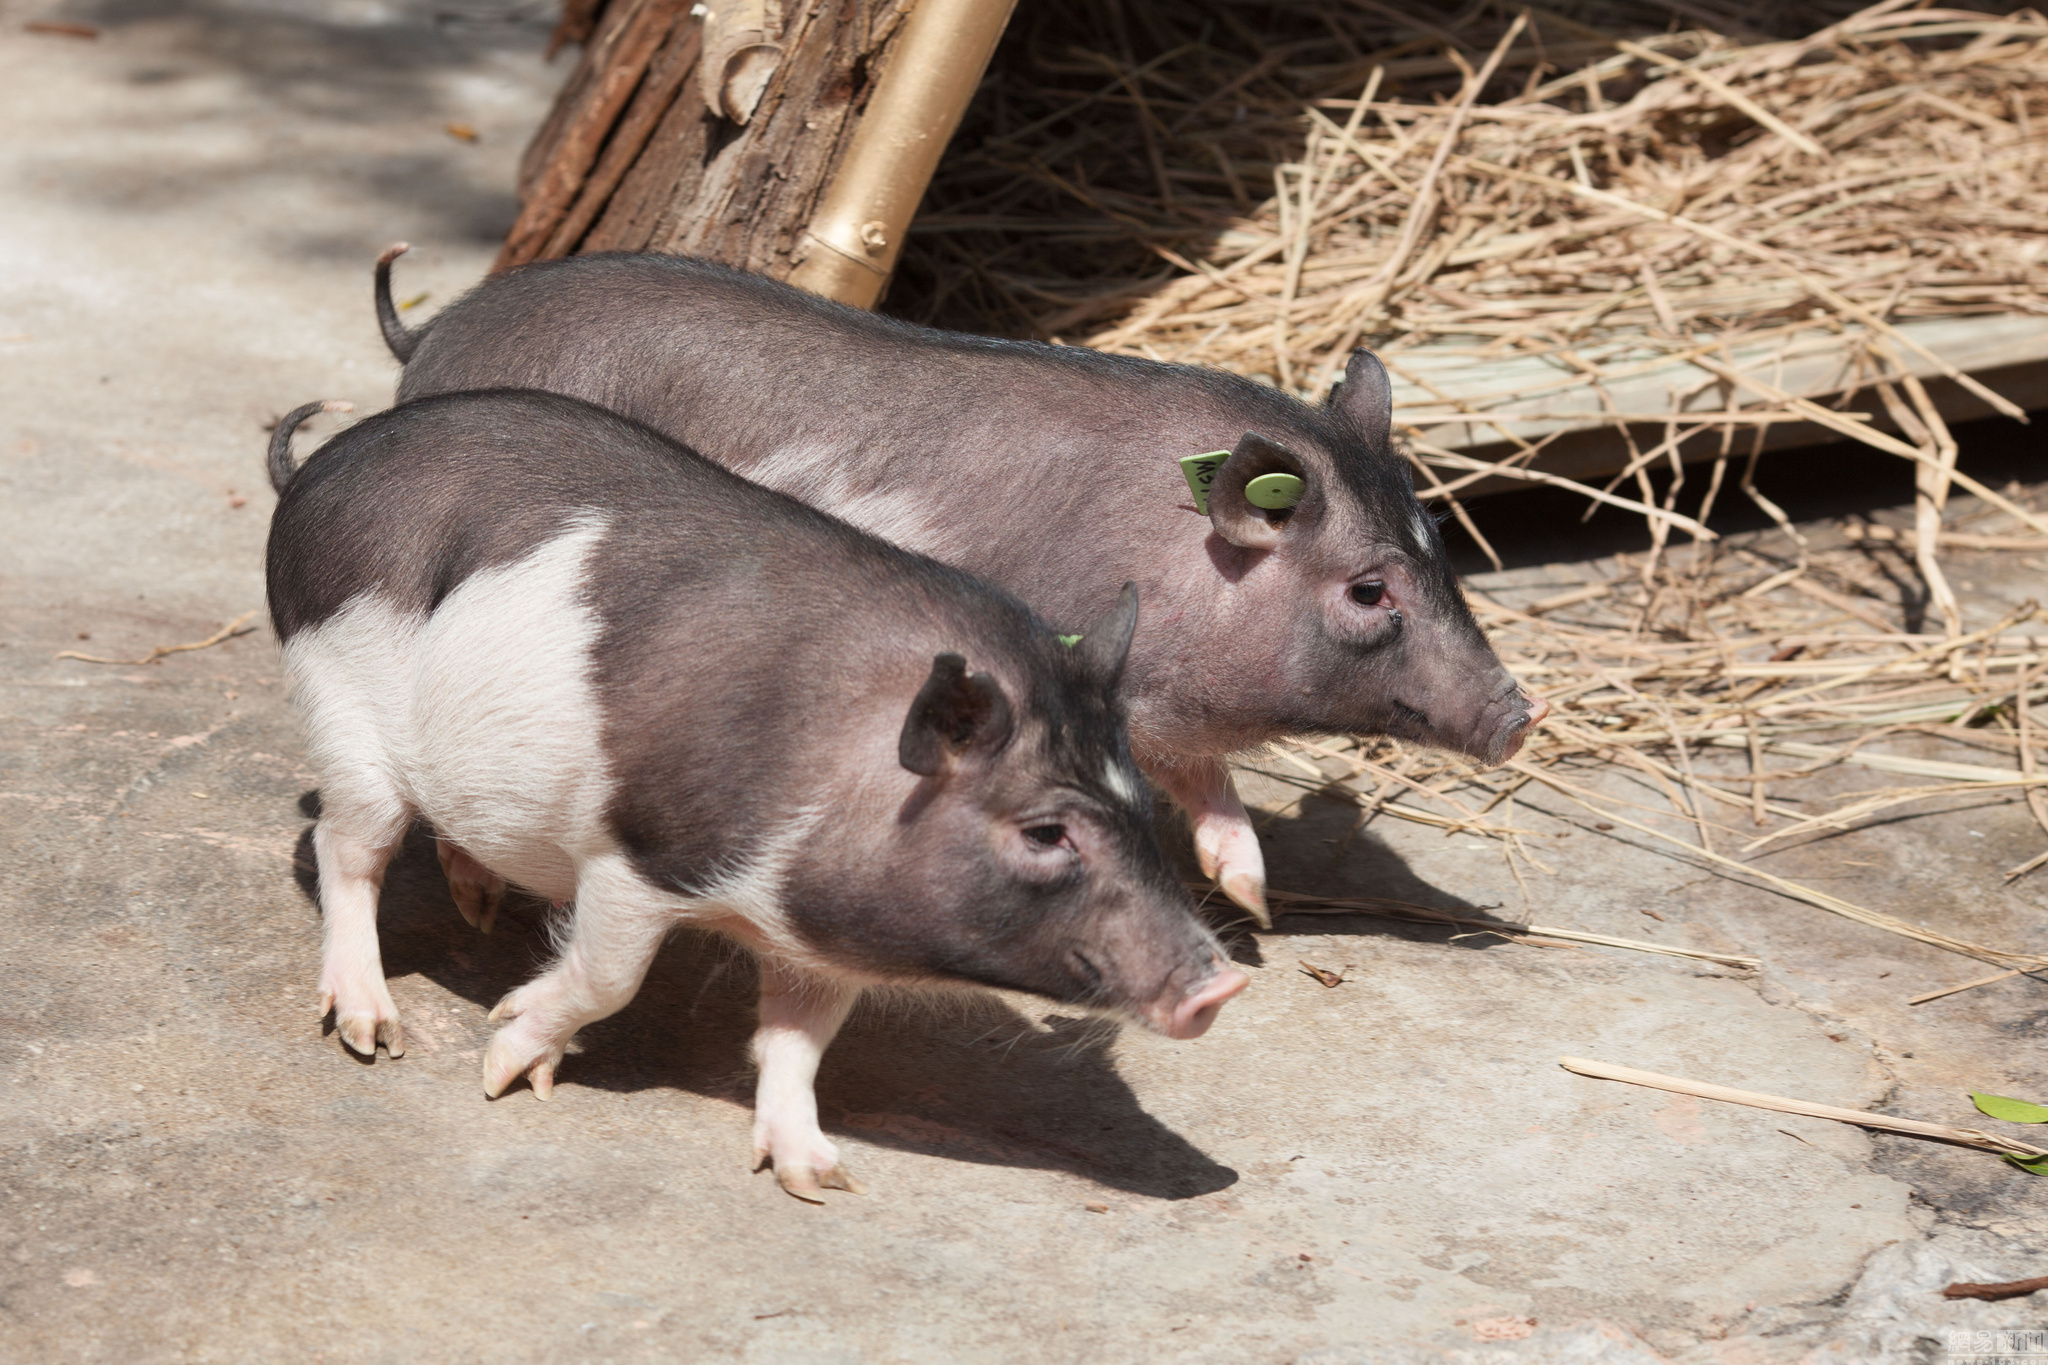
left=786, top=0, right=1017, bottom=307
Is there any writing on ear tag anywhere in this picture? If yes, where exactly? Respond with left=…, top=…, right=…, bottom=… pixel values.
left=1178, top=451, right=1231, bottom=515
left=1057, top=634, right=1083, bottom=648
left=1244, top=472, right=1305, bottom=510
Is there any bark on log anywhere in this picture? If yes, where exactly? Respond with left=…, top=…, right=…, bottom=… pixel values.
left=499, top=1, right=921, bottom=285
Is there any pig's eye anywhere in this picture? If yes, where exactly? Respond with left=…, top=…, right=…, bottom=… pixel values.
left=1350, top=581, right=1387, bottom=607
left=1024, top=824, right=1067, bottom=848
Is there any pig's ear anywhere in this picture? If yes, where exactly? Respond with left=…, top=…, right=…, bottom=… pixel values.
left=900, top=653, right=1016, bottom=777
left=1209, top=431, right=1307, bottom=551
left=1076, top=582, right=1140, bottom=687
left=1327, top=348, right=1393, bottom=446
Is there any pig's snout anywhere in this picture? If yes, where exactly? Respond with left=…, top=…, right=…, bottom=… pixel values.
left=1153, top=961, right=1248, bottom=1040
left=1495, top=686, right=1549, bottom=762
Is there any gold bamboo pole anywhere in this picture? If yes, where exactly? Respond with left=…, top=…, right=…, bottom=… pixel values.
left=786, top=0, right=1017, bottom=307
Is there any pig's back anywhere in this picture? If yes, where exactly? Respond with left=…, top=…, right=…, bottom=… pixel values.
left=392, top=254, right=1325, bottom=627
left=268, top=388, right=968, bottom=639
left=268, top=390, right=1053, bottom=888
left=397, top=254, right=1306, bottom=462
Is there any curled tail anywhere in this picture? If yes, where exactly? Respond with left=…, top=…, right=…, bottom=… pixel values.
left=268, top=400, right=353, bottom=494
left=374, top=242, right=421, bottom=362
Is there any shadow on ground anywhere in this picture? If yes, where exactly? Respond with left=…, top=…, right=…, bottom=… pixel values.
left=290, top=812, right=1250, bottom=1199
left=285, top=775, right=1505, bottom=1202
left=1207, top=787, right=1515, bottom=971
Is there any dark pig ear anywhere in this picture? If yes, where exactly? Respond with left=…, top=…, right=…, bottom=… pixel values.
left=1076, top=582, right=1140, bottom=687
left=1209, top=431, right=1306, bottom=551
left=899, top=653, right=1016, bottom=777
left=1328, top=348, right=1393, bottom=447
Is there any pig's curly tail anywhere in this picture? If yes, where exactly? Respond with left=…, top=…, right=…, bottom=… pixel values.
left=375, top=242, right=421, bottom=362
left=267, top=400, right=352, bottom=495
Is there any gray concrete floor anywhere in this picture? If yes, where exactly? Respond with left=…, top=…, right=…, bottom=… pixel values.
left=3, top=3, right=2046, bottom=1361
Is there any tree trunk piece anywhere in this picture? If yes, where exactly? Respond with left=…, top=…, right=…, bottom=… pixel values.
left=501, top=2, right=919, bottom=287
left=497, top=0, right=686, bottom=272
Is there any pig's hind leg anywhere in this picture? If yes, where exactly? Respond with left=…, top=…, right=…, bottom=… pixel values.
left=482, top=853, right=670, bottom=1100
left=313, top=801, right=411, bottom=1058
left=751, top=959, right=863, bottom=1202
left=1151, top=757, right=1270, bottom=929
left=434, top=839, right=504, bottom=933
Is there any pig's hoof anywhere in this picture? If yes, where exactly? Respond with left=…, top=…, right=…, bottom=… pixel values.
left=1220, top=868, right=1271, bottom=929
left=762, top=1156, right=866, bottom=1204
left=754, top=1128, right=864, bottom=1202
left=482, top=1025, right=561, bottom=1100
left=318, top=985, right=405, bottom=1058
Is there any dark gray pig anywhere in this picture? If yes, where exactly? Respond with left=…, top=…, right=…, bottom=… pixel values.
left=378, top=248, right=1548, bottom=923
left=265, top=389, right=1246, bottom=1200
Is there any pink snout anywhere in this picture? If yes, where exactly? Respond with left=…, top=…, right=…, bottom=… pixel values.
left=1163, top=964, right=1249, bottom=1040
left=1496, top=687, right=1550, bottom=762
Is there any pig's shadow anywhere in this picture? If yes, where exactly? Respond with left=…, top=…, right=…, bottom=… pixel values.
left=291, top=799, right=1236, bottom=1201
left=1189, top=787, right=1512, bottom=969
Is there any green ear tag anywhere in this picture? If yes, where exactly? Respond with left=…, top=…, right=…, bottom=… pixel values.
left=1245, top=472, right=1305, bottom=510
left=1178, top=451, right=1232, bottom=515
left=1057, top=634, right=1083, bottom=648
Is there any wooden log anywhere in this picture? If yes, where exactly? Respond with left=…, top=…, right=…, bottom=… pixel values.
left=502, top=0, right=1010, bottom=303
left=496, top=0, right=687, bottom=273
left=518, top=0, right=635, bottom=201
left=584, top=1, right=913, bottom=279
left=538, top=20, right=702, bottom=261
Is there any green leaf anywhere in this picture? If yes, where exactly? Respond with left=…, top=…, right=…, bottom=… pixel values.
left=1057, top=634, right=1083, bottom=648
left=2000, top=1152, right=2048, bottom=1176
left=1973, top=1091, right=2048, bottom=1124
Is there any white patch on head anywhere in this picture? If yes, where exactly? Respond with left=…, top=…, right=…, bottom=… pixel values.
left=1103, top=758, right=1141, bottom=808
left=1410, top=506, right=1433, bottom=547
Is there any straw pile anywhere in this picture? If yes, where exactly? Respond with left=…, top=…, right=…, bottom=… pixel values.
left=1239, top=513, right=2048, bottom=977
left=881, top=0, right=2048, bottom=980
left=898, top=0, right=2048, bottom=374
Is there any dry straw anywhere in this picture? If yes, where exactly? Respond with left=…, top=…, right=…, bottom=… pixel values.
left=1559, top=1056, right=2048, bottom=1157
left=894, top=0, right=2048, bottom=981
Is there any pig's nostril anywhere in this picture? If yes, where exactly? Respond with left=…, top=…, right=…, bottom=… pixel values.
left=1166, top=966, right=1248, bottom=1040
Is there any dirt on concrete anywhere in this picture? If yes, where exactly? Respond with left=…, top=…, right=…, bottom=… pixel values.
left=3, top=3, right=2045, bottom=1361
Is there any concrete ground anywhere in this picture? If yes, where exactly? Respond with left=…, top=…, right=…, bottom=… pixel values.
left=3, top=3, right=2046, bottom=1360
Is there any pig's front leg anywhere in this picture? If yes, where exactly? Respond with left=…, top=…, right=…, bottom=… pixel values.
left=314, top=816, right=407, bottom=1057
left=1149, top=757, right=1270, bottom=929
left=434, top=840, right=504, bottom=933
left=483, top=855, right=670, bottom=1099
left=751, top=959, right=862, bottom=1203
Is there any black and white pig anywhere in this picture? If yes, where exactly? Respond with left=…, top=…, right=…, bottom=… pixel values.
left=264, top=389, right=1246, bottom=1200
left=376, top=248, right=1548, bottom=925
